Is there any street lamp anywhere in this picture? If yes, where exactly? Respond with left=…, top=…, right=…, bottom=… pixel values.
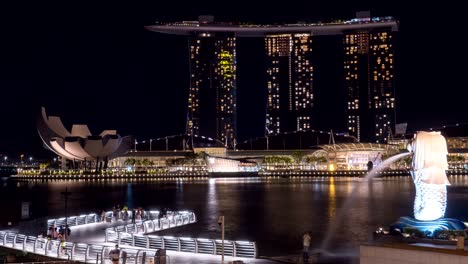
left=218, top=216, right=225, bottom=263
left=3, top=156, right=7, bottom=163
left=29, top=157, right=33, bottom=163
left=61, top=187, right=72, bottom=241
left=150, top=139, right=153, bottom=152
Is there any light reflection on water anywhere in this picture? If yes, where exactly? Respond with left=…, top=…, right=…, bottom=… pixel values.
left=1, top=175, right=468, bottom=257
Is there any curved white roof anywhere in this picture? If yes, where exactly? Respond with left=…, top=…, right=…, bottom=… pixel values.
left=38, top=107, right=131, bottom=161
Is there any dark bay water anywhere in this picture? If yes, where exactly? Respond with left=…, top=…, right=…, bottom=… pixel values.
left=1, top=176, right=468, bottom=257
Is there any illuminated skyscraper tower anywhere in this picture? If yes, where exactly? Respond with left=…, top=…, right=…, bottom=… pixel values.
left=187, top=31, right=237, bottom=147
left=344, top=12, right=396, bottom=143
left=146, top=13, right=398, bottom=145
left=265, top=34, right=314, bottom=135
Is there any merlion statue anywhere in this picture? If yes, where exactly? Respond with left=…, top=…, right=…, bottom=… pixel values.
left=407, top=131, right=450, bottom=221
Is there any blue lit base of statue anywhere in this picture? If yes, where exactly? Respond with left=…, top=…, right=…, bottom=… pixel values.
left=391, top=216, right=466, bottom=238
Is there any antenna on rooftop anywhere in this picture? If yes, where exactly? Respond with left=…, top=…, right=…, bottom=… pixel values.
left=329, top=129, right=336, bottom=145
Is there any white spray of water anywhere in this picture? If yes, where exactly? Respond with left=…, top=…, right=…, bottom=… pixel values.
left=319, top=152, right=412, bottom=252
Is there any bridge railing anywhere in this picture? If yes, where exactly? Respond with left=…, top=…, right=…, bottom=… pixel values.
left=47, top=210, right=196, bottom=230
left=104, top=231, right=257, bottom=258
left=106, top=211, right=196, bottom=235
left=0, top=230, right=161, bottom=264
left=47, top=213, right=105, bottom=229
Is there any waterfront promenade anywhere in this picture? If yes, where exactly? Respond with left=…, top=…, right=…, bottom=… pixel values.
left=11, top=169, right=423, bottom=180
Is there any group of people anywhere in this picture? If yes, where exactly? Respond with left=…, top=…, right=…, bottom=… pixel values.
left=46, top=225, right=71, bottom=241
left=42, top=225, right=71, bottom=256
left=105, top=205, right=148, bottom=223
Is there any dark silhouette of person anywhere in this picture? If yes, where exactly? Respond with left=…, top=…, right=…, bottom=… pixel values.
left=367, top=160, right=374, bottom=172
left=132, top=209, right=136, bottom=224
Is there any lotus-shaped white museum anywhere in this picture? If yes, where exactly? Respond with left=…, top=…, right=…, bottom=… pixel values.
left=37, top=107, right=133, bottom=168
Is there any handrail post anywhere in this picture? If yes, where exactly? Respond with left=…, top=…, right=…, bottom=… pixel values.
left=13, top=234, right=18, bottom=248
left=233, top=241, right=236, bottom=257
left=219, top=216, right=225, bottom=263
left=194, top=239, right=198, bottom=253
left=71, top=243, right=76, bottom=260
left=253, top=242, right=258, bottom=258
left=118, top=232, right=121, bottom=246
left=85, top=245, right=90, bottom=262
left=142, top=251, right=146, bottom=264
left=177, top=238, right=181, bottom=252
left=45, top=240, right=49, bottom=255
left=136, top=250, right=141, bottom=264
left=33, top=238, right=38, bottom=253
left=22, top=236, right=26, bottom=250
left=132, top=234, right=135, bottom=247
left=146, top=236, right=150, bottom=249
left=100, top=246, right=106, bottom=264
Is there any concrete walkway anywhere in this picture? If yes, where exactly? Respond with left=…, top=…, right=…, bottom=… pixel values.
left=67, top=219, right=126, bottom=244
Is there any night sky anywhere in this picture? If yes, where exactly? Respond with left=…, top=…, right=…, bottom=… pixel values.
left=1, top=1, right=467, bottom=158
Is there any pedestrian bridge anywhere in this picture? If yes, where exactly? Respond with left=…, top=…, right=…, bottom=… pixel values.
left=47, top=210, right=190, bottom=229
left=47, top=210, right=196, bottom=235
left=0, top=231, right=167, bottom=264
left=109, top=212, right=196, bottom=234
left=2, top=209, right=259, bottom=263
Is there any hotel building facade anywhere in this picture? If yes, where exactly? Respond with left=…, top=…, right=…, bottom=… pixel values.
left=344, top=19, right=396, bottom=143
left=187, top=31, right=237, bottom=148
left=265, top=34, right=314, bottom=135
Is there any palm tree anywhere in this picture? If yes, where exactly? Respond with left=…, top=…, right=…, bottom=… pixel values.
left=142, top=159, right=152, bottom=170
left=292, top=151, right=305, bottom=164
left=124, top=158, right=136, bottom=166
left=292, top=151, right=305, bottom=170
left=135, top=159, right=142, bottom=167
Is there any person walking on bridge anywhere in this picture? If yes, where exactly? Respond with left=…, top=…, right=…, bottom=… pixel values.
left=132, top=209, right=136, bottom=224
left=109, top=244, right=120, bottom=264
left=302, top=231, right=312, bottom=263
